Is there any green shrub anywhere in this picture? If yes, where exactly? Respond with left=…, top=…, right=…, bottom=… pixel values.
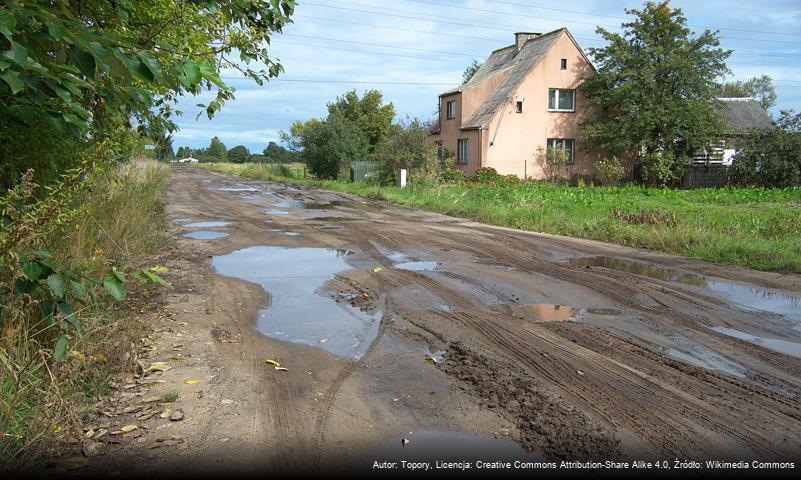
left=595, top=156, right=625, bottom=186
left=730, top=111, right=801, bottom=188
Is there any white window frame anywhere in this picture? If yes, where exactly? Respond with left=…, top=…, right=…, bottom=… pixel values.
left=457, top=138, right=469, bottom=164
left=546, top=138, right=575, bottom=164
left=446, top=100, right=456, bottom=119
left=548, top=88, right=575, bottom=112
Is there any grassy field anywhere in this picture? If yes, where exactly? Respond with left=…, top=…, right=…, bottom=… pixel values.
left=1, top=160, right=170, bottom=465
left=196, top=162, right=801, bottom=273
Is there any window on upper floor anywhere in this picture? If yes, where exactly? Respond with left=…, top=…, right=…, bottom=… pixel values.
left=457, top=138, right=469, bottom=164
left=560, top=59, right=567, bottom=70
left=548, top=88, right=575, bottom=112
left=446, top=100, right=456, bottom=119
left=515, top=101, right=523, bottom=113
left=547, top=138, right=575, bottom=164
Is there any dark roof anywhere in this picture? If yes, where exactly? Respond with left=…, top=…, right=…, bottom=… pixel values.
left=464, top=30, right=564, bottom=128
left=714, top=98, right=774, bottom=134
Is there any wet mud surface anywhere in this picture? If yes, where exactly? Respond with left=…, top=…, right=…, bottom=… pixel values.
left=83, top=168, right=801, bottom=475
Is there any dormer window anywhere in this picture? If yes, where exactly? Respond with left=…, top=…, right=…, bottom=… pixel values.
left=560, top=59, right=567, bottom=70
left=446, top=100, right=456, bottom=119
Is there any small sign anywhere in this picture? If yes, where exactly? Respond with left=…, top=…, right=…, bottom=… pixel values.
left=144, top=144, right=156, bottom=150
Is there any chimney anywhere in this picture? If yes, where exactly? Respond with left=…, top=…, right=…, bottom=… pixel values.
left=515, top=32, right=541, bottom=51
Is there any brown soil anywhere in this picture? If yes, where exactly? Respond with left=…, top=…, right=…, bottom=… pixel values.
left=47, top=168, right=801, bottom=476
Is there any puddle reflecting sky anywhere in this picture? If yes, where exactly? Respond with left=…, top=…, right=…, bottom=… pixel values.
left=212, top=246, right=379, bottom=359
left=183, top=231, right=228, bottom=240
left=185, top=221, right=230, bottom=228
left=570, top=256, right=801, bottom=322
left=711, top=326, right=801, bottom=359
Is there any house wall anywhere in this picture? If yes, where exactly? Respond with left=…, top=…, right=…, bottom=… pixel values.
left=483, top=32, right=602, bottom=179
left=432, top=70, right=511, bottom=176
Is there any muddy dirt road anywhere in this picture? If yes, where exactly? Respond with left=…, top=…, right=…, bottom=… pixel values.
left=85, top=167, right=801, bottom=475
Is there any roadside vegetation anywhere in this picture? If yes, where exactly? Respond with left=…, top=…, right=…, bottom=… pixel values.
left=1, top=0, right=297, bottom=467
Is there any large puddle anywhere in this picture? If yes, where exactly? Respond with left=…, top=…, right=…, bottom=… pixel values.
left=212, top=246, right=380, bottom=359
left=374, top=429, right=539, bottom=462
left=569, top=256, right=801, bottom=322
left=185, top=221, right=230, bottom=228
left=711, top=326, right=801, bottom=359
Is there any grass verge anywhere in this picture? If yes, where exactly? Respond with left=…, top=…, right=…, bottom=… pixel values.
left=0, top=160, right=170, bottom=468
left=196, top=162, right=801, bottom=273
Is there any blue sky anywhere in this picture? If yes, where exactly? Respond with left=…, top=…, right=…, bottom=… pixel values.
left=172, top=0, right=801, bottom=153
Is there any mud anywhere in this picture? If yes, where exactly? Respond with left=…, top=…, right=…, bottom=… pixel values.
left=79, top=168, right=801, bottom=476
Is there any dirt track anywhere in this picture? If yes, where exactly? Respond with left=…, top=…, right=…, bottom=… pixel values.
left=80, top=167, right=801, bottom=476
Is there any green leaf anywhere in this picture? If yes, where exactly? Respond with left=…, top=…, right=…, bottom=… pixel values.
left=3, top=41, right=29, bottom=67
left=139, top=54, right=163, bottom=82
left=35, top=249, right=53, bottom=259
left=47, top=273, right=66, bottom=298
left=46, top=21, right=65, bottom=40
left=149, top=266, right=168, bottom=274
left=177, top=60, right=202, bottom=88
left=144, top=271, right=173, bottom=289
left=102, top=275, right=126, bottom=301
left=58, top=302, right=80, bottom=332
left=39, top=299, right=57, bottom=326
left=7, top=104, right=37, bottom=125
left=0, top=71, right=24, bottom=94
left=53, top=335, right=68, bottom=362
left=70, top=280, right=85, bottom=297
left=14, top=278, right=38, bottom=296
left=112, top=267, right=126, bottom=283
left=70, top=46, right=96, bottom=79
left=198, top=61, right=226, bottom=88
left=0, top=10, right=16, bottom=39
left=20, top=257, right=48, bottom=281
left=131, top=272, right=149, bottom=285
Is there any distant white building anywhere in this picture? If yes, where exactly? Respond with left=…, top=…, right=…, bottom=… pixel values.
left=172, top=157, right=199, bottom=163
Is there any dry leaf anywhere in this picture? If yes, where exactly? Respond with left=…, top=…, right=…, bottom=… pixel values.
left=373, top=266, right=382, bottom=273
left=184, top=379, right=200, bottom=385
left=265, top=359, right=281, bottom=367
left=274, top=366, right=289, bottom=372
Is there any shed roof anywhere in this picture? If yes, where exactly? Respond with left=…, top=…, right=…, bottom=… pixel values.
left=714, top=98, right=774, bottom=134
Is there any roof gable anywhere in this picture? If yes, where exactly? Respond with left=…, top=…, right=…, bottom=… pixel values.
left=460, top=29, right=564, bottom=128
left=714, top=98, right=774, bottom=134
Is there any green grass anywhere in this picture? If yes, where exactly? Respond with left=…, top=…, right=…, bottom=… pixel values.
left=196, top=162, right=801, bottom=273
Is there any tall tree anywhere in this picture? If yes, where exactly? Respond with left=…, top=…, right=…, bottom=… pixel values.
left=579, top=1, right=731, bottom=169
left=207, top=137, right=227, bottom=162
left=326, top=90, right=395, bottom=150
left=227, top=145, right=251, bottom=164
left=462, top=60, right=482, bottom=83
left=716, top=75, right=777, bottom=111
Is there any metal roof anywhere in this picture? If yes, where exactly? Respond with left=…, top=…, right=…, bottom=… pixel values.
left=714, top=98, right=774, bottom=134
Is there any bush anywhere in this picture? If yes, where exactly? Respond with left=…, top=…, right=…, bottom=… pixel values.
left=595, top=156, right=625, bottom=186
left=638, top=151, right=688, bottom=187
left=730, top=111, right=801, bottom=187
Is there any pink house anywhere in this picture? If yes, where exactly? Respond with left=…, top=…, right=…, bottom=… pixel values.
left=429, top=28, right=603, bottom=179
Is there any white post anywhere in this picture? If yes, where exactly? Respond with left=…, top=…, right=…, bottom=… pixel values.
left=399, top=169, right=407, bottom=188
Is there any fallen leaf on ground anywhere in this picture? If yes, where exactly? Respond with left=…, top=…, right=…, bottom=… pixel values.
left=111, top=425, right=137, bottom=435
left=373, top=266, right=382, bottom=273
left=274, top=366, right=289, bottom=372
left=184, top=379, right=200, bottom=385
left=424, top=355, right=438, bottom=364
left=265, top=359, right=281, bottom=367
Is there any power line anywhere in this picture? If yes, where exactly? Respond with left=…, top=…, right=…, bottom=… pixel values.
left=219, top=76, right=456, bottom=86
left=282, top=32, right=483, bottom=57
left=416, top=0, right=801, bottom=38
left=300, top=1, right=801, bottom=60
left=273, top=39, right=467, bottom=63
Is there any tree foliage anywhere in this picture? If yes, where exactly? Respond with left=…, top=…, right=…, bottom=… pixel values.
left=372, top=118, right=438, bottom=183
left=579, top=1, right=731, bottom=162
left=206, top=136, right=227, bottom=162
left=261, top=141, right=298, bottom=163
left=716, top=75, right=776, bottom=111
left=730, top=110, right=801, bottom=187
left=227, top=144, right=251, bottom=164
left=326, top=89, right=395, bottom=150
left=282, top=89, right=394, bottom=179
left=462, top=59, right=482, bottom=84
left=1, top=0, right=296, bottom=185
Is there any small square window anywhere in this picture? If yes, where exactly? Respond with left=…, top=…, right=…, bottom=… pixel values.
left=446, top=100, right=456, bottom=119
left=515, top=101, right=523, bottom=113
left=560, top=59, right=567, bottom=70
